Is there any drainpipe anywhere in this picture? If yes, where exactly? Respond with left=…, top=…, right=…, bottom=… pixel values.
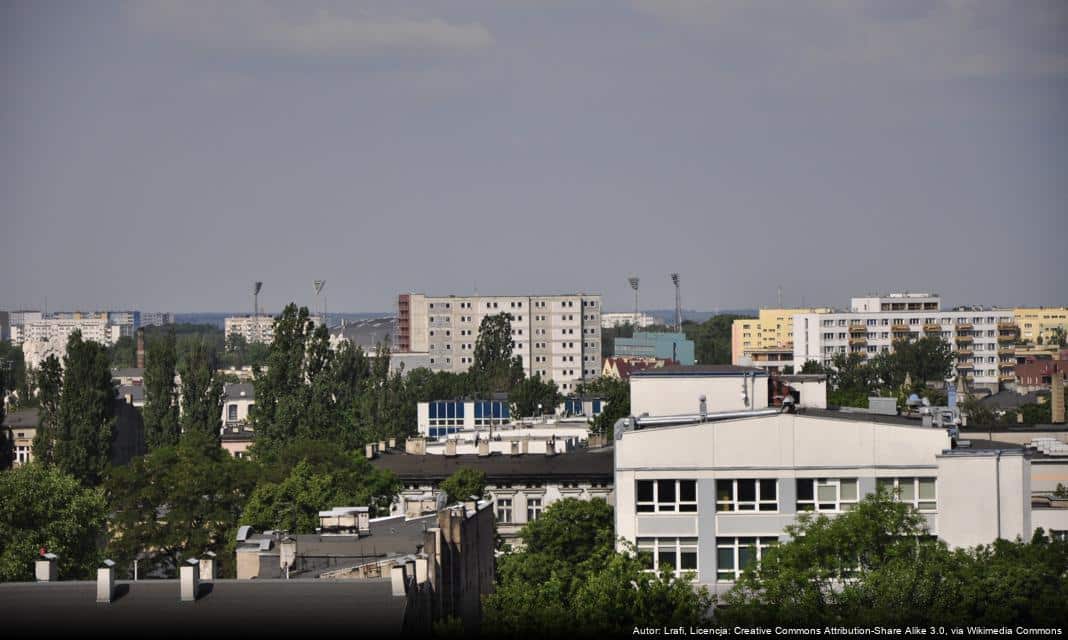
left=995, top=450, right=1002, bottom=540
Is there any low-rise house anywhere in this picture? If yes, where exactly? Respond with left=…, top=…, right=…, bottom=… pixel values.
left=220, top=383, right=255, bottom=458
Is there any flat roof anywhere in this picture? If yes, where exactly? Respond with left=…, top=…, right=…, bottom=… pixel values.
left=370, top=447, right=614, bottom=482
left=1, top=579, right=406, bottom=636
left=631, top=364, right=768, bottom=377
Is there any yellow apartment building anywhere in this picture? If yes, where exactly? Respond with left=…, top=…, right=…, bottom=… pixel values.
left=731, top=308, right=832, bottom=366
left=1014, top=307, right=1068, bottom=345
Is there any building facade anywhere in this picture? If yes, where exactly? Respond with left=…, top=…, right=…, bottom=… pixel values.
left=601, top=312, right=660, bottom=329
left=614, top=331, right=695, bottom=366
left=224, top=314, right=322, bottom=344
left=793, top=293, right=1019, bottom=391
left=220, top=382, right=256, bottom=458
left=731, top=308, right=833, bottom=367
left=1014, top=307, right=1068, bottom=345
left=614, top=409, right=1067, bottom=594
left=397, top=293, right=602, bottom=393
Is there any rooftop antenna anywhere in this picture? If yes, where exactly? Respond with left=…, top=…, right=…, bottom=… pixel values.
left=671, top=273, right=682, bottom=332
left=314, top=280, right=326, bottom=324
left=628, top=276, right=640, bottom=327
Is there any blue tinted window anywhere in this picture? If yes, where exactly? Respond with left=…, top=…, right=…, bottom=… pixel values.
left=446, top=402, right=455, bottom=419
left=429, top=403, right=438, bottom=419
left=502, top=403, right=510, bottom=418
left=593, top=400, right=602, bottom=414
left=458, top=403, right=465, bottom=418
left=475, top=402, right=483, bottom=418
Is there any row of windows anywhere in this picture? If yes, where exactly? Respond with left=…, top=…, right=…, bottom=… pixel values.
left=495, top=497, right=542, bottom=523
left=638, top=478, right=937, bottom=513
left=636, top=536, right=778, bottom=581
left=824, top=317, right=1011, bottom=328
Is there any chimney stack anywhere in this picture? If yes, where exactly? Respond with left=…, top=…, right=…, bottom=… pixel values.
left=405, top=437, right=427, bottom=455
left=199, top=551, right=217, bottom=581
left=35, top=553, right=58, bottom=582
left=478, top=439, right=490, bottom=457
left=390, top=564, right=407, bottom=597
left=135, top=327, right=146, bottom=369
left=180, top=559, right=200, bottom=602
left=97, top=559, right=116, bottom=603
left=444, top=439, right=457, bottom=457
left=1052, top=370, right=1065, bottom=424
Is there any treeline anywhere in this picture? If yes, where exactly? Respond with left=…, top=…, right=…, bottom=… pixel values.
left=601, top=314, right=745, bottom=365
left=108, top=323, right=270, bottom=370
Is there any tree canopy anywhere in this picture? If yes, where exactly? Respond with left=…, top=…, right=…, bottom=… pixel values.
left=508, top=374, right=563, bottom=419
left=143, top=328, right=180, bottom=449
left=471, top=312, right=524, bottom=394
left=439, top=468, right=487, bottom=503
left=54, top=331, right=114, bottom=485
left=0, top=463, right=108, bottom=581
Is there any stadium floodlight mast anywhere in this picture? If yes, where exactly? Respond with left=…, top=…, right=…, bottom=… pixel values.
left=628, top=276, right=640, bottom=327
left=313, top=280, right=326, bottom=323
left=252, top=281, right=263, bottom=342
left=671, top=273, right=681, bottom=332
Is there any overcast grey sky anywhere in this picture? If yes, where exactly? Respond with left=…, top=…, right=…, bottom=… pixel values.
left=2, top=1, right=1066, bottom=314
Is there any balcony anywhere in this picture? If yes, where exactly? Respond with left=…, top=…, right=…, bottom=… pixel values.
left=998, top=346, right=1015, bottom=356
left=955, top=348, right=973, bottom=357
left=997, top=333, right=1016, bottom=343
left=849, top=325, right=867, bottom=334
left=848, top=337, right=867, bottom=346
left=955, top=334, right=973, bottom=344
left=1000, top=373, right=1016, bottom=382
left=956, top=361, right=974, bottom=370
left=997, top=321, right=1018, bottom=331
left=955, top=322, right=973, bottom=331
left=891, top=323, right=910, bottom=332
left=924, top=323, right=942, bottom=333
left=999, top=360, right=1016, bottom=369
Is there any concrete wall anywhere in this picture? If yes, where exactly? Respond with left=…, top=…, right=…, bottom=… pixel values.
left=630, top=374, right=769, bottom=417
left=936, top=451, right=1030, bottom=548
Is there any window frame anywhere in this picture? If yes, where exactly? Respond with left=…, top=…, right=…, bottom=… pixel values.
left=636, top=537, right=699, bottom=575
left=877, top=477, right=937, bottom=512
left=636, top=479, right=698, bottom=513
left=716, top=536, right=778, bottom=582
left=796, top=478, right=859, bottom=513
left=715, top=479, right=779, bottom=512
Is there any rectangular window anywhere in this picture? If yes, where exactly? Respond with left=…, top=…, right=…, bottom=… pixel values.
left=527, top=498, right=542, bottom=522
left=637, top=537, right=698, bottom=575
left=716, top=537, right=778, bottom=581
left=635, top=479, right=697, bottom=513
left=877, top=477, right=936, bottom=512
left=716, top=479, right=778, bottom=512
left=796, top=478, right=858, bottom=512
left=496, top=498, right=513, bottom=523
left=228, top=404, right=238, bottom=421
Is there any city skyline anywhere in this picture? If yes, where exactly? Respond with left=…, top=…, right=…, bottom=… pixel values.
left=3, top=1, right=1067, bottom=312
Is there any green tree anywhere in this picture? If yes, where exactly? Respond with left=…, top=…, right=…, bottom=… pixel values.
left=143, top=328, right=180, bottom=449
left=960, top=396, right=996, bottom=428
left=0, top=463, right=108, bottom=581
left=509, top=374, right=563, bottom=418
left=682, top=314, right=746, bottom=365
left=240, top=455, right=399, bottom=534
left=106, top=430, right=258, bottom=578
left=471, top=312, right=524, bottom=394
left=178, top=339, right=223, bottom=444
left=890, top=336, right=955, bottom=388
left=108, top=335, right=136, bottom=369
left=829, top=351, right=876, bottom=395
left=1047, top=327, right=1066, bottom=348
left=0, top=342, right=32, bottom=409
left=250, top=305, right=317, bottom=454
left=574, top=376, right=630, bottom=435
left=484, top=498, right=712, bottom=637
left=54, top=331, right=115, bottom=485
left=0, top=362, right=9, bottom=470
left=439, top=467, right=487, bottom=503
left=30, top=355, right=62, bottom=466
left=800, top=360, right=827, bottom=375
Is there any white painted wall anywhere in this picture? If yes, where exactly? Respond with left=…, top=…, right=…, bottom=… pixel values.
left=630, top=374, right=769, bottom=417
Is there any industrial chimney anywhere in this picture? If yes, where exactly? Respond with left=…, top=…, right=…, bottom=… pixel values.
left=1052, top=370, right=1065, bottom=425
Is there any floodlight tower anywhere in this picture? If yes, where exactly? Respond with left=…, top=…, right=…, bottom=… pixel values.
left=252, top=281, right=263, bottom=341
left=628, top=276, right=640, bottom=327
left=671, top=273, right=681, bottom=332
left=313, top=280, right=326, bottom=324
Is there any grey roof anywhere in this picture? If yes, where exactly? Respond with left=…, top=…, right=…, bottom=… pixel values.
left=370, top=447, right=615, bottom=482
left=0, top=579, right=406, bottom=636
left=631, top=364, right=768, bottom=377
left=330, top=317, right=397, bottom=349
left=222, top=383, right=255, bottom=400
left=796, top=407, right=921, bottom=427
left=978, top=390, right=1046, bottom=410
left=2, top=408, right=39, bottom=429
left=116, top=385, right=144, bottom=402
left=111, top=367, right=145, bottom=378
left=240, top=514, right=437, bottom=578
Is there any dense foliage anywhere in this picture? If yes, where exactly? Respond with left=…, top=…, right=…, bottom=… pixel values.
left=721, top=490, right=1068, bottom=626
left=143, top=328, right=180, bottom=449
left=508, top=374, right=563, bottom=418
left=0, top=463, right=108, bottom=581
left=54, top=332, right=115, bottom=485
left=823, top=336, right=955, bottom=409
left=483, top=498, right=713, bottom=637
left=575, top=376, right=630, bottom=435
left=439, top=468, right=487, bottom=503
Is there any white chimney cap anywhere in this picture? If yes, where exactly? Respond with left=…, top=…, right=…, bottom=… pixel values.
left=43, top=553, right=58, bottom=561
left=185, top=558, right=199, bottom=565
left=101, top=559, right=116, bottom=568
left=203, top=550, right=217, bottom=558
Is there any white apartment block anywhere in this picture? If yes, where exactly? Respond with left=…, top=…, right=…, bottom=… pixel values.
left=224, top=314, right=323, bottom=344
left=793, top=293, right=1019, bottom=391
left=397, top=293, right=602, bottom=393
left=22, top=318, right=120, bottom=346
left=600, top=312, right=660, bottom=329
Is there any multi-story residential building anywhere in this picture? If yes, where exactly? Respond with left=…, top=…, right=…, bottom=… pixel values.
left=614, top=331, right=695, bottom=365
left=397, top=293, right=602, bottom=393
left=141, top=311, right=176, bottom=327
left=220, top=383, right=256, bottom=458
left=793, top=293, right=1019, bottom=392
left=600, top=311, right=660, bottom=329
left=1014, top=307, right=1068, bottom=345
left=7, top=310, right=43, bottom=327
left=224, top=314, right=322, bottom=344
left=731, top=308, right=833, bottom=372
left=19, top=318, right=122, bottom=368
left=0, top=311, right=8, bottom=342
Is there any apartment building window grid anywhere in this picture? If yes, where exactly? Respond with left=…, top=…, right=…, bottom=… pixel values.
left=474, top=401, right=510, bottom=426
left=797, top=478, right=859, bottom=512
left=877, top=477, right=937, bottom=511
left=716, top=479, right=778, bottom=512
left=637, top=537, right=698, bottom=574
left=428, top=401, right=464, bottom=427
left=716, top=537, right=778, bottom=582
left=636, top=480, right=698, bottom=513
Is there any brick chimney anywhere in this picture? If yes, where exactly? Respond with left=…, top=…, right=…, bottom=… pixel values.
left=1052, top=371, right=1065, bottom=424
left=135, top=327, right=146, bottom=369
